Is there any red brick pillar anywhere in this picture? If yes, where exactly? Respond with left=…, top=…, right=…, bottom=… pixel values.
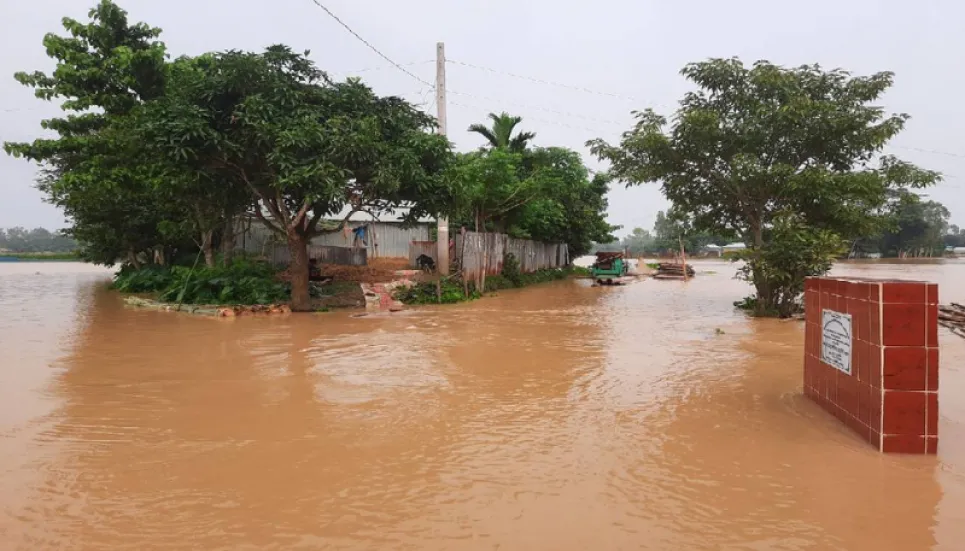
left=803, top=277, right=939, bottom=454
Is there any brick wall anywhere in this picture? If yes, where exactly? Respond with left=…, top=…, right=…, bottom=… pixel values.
left=803, top=277, right=939, bottom=454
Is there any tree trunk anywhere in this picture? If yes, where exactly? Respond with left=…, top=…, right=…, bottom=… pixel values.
left=222, top=214, right=235, bottom=266
left=154, top=247, right=166, bottom=266
left=749, top=220, right=771, bottom=316
left=202, top=230, right=215, bottom=267
left=288, top=232, right=311, bottom=312
left=127, top=248, right=142, bottom=270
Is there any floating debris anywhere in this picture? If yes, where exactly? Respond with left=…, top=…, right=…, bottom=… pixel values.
left=123, top=296, right=291, bottom=317
left=652, top=263, right=696, bottom=280
left=939, top=304, right=965, bottom=339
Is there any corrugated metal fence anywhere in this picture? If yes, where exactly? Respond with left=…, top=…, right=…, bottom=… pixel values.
left=268, top=244, right=366, bottom=266
left=236, top=218, right=430, bottom=266
left=408, top=241, right=437, bottom=266
left=454, top=231, right=568, bottom=281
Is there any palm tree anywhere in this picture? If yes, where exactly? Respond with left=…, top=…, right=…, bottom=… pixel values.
left=468, top=112, right=535, bottom=152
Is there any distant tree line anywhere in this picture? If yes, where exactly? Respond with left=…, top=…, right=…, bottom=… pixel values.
left=597, top=194, right=961, bottom=259
left=594, top=210, right=730, bottom=256
left=852, top=193, right=960, bottom=257
left=0, top=227, right=77, bottom=253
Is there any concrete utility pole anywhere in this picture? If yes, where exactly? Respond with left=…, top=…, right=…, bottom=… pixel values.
left=435, top=42, right=450, bottom=275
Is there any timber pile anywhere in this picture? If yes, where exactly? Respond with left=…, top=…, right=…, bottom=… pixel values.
left=940, top=304, right=965, bottom=339
left=653, top=262, right=696, bottom=280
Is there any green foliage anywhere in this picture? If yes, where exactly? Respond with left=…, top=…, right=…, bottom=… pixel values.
left=393, top=280, right=477, bottom=305
left=453, top=119, right=616, bottom=256
left=855, top=192, right=950, bottom=257
left=0, top=227, right=78, bottom=253
left=147, top=46, right=454, bottom=310
left=159, top=261, right=288, bottom=305
left=0, top=252, right=80, bottom=261
left=569, top=266, right=592, bottom=277
left=501, top=253, right=522, bottom=286
left=9, top=3, right=610, bottom=308
left=450, top=148, right=537, bottom=232
left=590, top=57, right=939, bottom=316
left=4, top=0, right=176, bottom=266
left=394, top=268, right=573, bottom=305
left=734, top=213, right=846, bottom=318
left=112, top=258, right=288, bottom=305
left=510, top=147, right=617, bottom=256
left=468, top=112, right=536, bottom=152
left=111, top=264, right=174, bottom=293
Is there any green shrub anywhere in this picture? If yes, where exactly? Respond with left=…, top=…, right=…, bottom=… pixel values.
left=394, top=267, right=573, bottom=305
left=159, top=259, right=288, bottom=305
left=394, top=280, right=476, bottom=304
left=501, top=253, right=522, bottom=286
left=569, top=266, right=591, bottom=277
left=113, top=259, right=288, bottom=305
left=112, top=265, right=174, bottom=293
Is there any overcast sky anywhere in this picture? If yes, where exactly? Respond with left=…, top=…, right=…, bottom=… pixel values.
left=2, top=0, right=964, bottom=235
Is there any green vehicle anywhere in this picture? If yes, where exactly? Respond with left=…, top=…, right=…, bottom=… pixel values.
left=591, top=252, right=628, bottom=285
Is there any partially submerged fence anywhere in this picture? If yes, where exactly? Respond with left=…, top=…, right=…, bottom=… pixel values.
left=454, top=231, right=568, bottom=281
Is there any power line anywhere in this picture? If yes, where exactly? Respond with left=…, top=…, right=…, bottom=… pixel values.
left=450, top=58, right=965, bottom=162
left=891, top=145, right=965, bottom=160
left=447, top=58, right=650, bottom=104
left=332, top=60, right=434, bottom=76
left=448, top=99, right=611, bottom=134
left=306, top=0, right=432, bottom=87
left=446, top=88, right=627, bottom=126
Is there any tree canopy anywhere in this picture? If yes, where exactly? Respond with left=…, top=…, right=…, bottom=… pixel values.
left=590, top=58, right=940, bottom=316
left=453, top=114, right=615, bottom=257
left=6, top=1, right=614, bottom=310
left=468, top=112, right=536, bottom=152
left=4, top=0, right=175, bottom=266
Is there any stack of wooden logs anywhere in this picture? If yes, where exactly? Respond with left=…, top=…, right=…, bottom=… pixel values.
left=939, top=304, right=965, bottom=339
left=653, top=263, right=696, bottom=280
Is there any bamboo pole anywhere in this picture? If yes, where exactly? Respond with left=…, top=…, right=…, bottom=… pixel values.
left=679, top=236, right=688, bottom=281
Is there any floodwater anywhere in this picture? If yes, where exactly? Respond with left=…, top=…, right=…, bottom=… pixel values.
left=1, top=260, right=964, bottom=550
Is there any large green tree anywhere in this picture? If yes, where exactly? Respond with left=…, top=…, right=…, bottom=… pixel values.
left=509, top=147, right=616, bottom=256
left=147, top=46, right=454, bottom=311
left=457, top=114, right=614, bottom=257
left=3, top=0, right=179, bottom=266
left=589, top=58, right=940, bottom=317
left=450, top=148, right=538, bottom=233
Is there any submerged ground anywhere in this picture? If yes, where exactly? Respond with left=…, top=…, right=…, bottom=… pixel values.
left=1, top=259, right=964, bottom=549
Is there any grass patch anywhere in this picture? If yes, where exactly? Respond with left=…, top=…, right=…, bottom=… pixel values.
left=0, top=251, right=80, bottom=261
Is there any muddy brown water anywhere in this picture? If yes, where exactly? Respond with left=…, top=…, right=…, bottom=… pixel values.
left=1, top=260, right=964, bottom=550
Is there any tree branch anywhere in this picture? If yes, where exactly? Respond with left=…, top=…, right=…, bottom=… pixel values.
left=252, top=207, right=287, bottom=237
left=293, top=199, right=312, bottom=229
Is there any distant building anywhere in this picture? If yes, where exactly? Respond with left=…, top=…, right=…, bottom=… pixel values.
left=722, top=242, right=746, bottom=255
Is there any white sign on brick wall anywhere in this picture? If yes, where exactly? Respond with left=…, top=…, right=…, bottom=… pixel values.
left=821, top=310, right=853, bottom=375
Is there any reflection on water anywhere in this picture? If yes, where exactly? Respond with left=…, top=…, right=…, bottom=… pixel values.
left=1, top=260, right=964, bottom=550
